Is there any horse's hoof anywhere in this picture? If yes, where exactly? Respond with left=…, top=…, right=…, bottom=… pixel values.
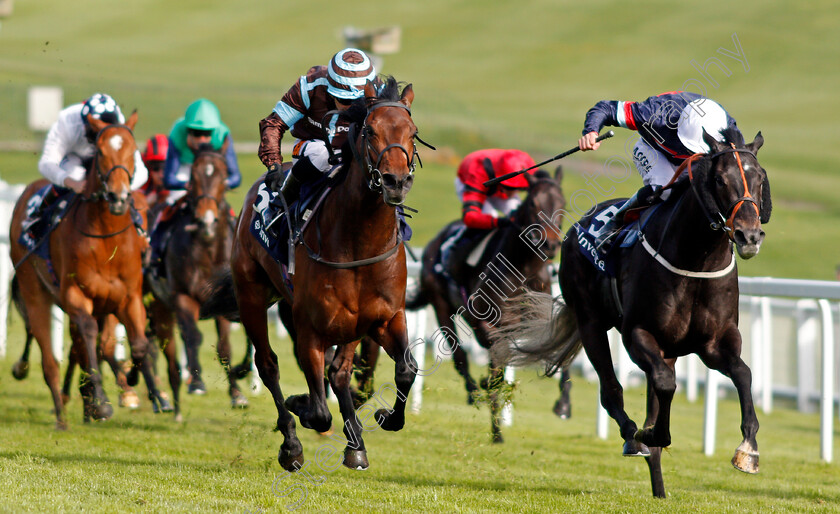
left=126, top=367, right=140, bottom=387
left=159, top=392, right=174, bottom=412
left=552, top=399, right=571, bottom=419
left=279, top=449, right=305, bottom=472
left=284, top=394, right=309, bottom=417
left=318, top=428, right=334, bottom=437
left=623, top=439, right=651, bottom=457
left=188, top=379, right=206, bottom=395
left=174, top=412, right=184, bottom=423
left=119, top=391, right=141, bottom=409
left=343, top=449, right=369, bottom=470
left=55, top=420, right=68, bottom=431
left=375, top=409, right=404, bottom=431
left=85, top=402, right=113, bottom=422
left=732, top=448, right=759, bottom=474
left=11, top=360, right=29, bottom=380
left=230, top=390, right=249, bottom=409
left=492, top=432, right=504, bottom=444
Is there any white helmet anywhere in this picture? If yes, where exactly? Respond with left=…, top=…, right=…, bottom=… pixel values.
left=677, top=98, right=728, bottom=154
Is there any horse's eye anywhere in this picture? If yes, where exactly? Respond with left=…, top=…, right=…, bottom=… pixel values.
left=715, top=175, right=726, bottom=187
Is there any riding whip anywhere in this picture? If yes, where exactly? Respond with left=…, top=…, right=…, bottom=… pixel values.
left=484, top=130, right=615, bottom=187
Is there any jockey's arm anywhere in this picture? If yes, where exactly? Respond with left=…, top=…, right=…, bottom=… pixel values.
left=222, top=134, right=242, bottom=189
left=259, top=112, right=291, bottom=169
left=163, top=144, right=188, bottom=190
left=130, top=150, right=148, bottom=191
left=462, top=189, right=500, bottom=230
left=38, top=118, right=76, bottom=187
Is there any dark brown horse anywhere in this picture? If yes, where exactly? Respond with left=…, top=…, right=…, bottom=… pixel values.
left=201, top=78, right=421, bottom=471
left=9, top=113, right=161, bottom=427
left=495, top=128, right=769, bottom=497
left=145, top=146, right=243, bottom=420
left=406, top=167, right=566, bottom=442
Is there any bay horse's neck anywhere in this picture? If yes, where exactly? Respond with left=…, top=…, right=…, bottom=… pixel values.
left=660, top=190, right=733, bottom=272
left=321, top=158, right=399, bottom=253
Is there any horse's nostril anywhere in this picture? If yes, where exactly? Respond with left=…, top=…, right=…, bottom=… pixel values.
left=382, top=174, right=399, bottom=189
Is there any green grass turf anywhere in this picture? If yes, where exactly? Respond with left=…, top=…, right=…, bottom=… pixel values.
left=0, top=316, right=837, bottom=513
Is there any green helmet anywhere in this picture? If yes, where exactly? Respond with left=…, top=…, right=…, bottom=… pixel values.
left=183, top=99, right=222, bottom=131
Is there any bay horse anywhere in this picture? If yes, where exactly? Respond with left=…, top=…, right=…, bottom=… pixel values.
left=406, top=167, right=566, bottom=442
left=201, top=77, right=421, bottom=471
left=145, top=145, right=243, bottom=420
left=494, top=128, right=770, bottom=497
left=9, top=113, right=162, bottom=427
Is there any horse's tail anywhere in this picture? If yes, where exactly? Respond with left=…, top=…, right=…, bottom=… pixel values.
left=10, top=275, right=33, bottom=380
left=489, top=289, right=581, bottom=376
left=199, top=269, right=240, bottom=321
left=404, top=279, right=429, bottom=311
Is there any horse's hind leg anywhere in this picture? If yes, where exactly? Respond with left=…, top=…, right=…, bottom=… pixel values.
left=328, top=342, right=369, bottom=470
left=371, top=310, right=417, bottom=432
left=699, top=326, right=759, bottom=474
left=117, top=293, right=163, bottom=416
left=61, top=342, right=78, bottom=407
left=236, top=269, right=302, bottom=471
left=216, top=316, right=247, bottom=408
left=625, top=328, right=676, bottom=449
left=351, top=336, right=379, bottom=409
left=431, top=295, right=478, bottom=404
left=578, top=321, right=645, bottom=456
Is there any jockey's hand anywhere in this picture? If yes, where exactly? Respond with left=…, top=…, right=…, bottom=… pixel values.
left=578, top=131, right=601, bottom=151
left=265, top=163, right=283, bottom=192
left=63, top=177, right=86, bottom=193
left=496, top=217, right=514, bottom=229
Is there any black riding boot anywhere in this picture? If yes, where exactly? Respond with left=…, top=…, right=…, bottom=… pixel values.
left=265, top=156, right=321, bottom=237
left=594, top=185, right=661, bottom=252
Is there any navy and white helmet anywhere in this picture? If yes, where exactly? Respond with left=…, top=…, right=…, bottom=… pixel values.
left=80, top=93, right=125, bottom=125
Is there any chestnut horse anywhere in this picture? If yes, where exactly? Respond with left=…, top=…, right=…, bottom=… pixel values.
left=9, top=113, right=160, bottom=427
left=405, top=167, right=566, bottom=442
left=201, top=77, right=421, bottom=471
left=495, top=128, right=769, bottom=497
left=145, top=146, right=243, bottom=420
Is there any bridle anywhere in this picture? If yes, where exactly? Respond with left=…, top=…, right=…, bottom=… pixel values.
left=684, top=144, right=759, bottom=241
left=347, top=101, right=434, bottom=193
left=84, top=124, right=135, bottom=203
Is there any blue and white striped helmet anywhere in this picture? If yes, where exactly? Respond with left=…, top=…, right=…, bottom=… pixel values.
left=327, top=48, right=377, bottom=100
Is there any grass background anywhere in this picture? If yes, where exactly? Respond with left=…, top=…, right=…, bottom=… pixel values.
left=0, top=0, right=839, bottom=511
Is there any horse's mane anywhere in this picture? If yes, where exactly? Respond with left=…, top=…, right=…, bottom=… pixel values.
left=342, top=75, right=403, bottom=125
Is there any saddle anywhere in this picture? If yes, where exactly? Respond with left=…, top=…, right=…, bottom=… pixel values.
left=19, top=185, right=75, bottom=264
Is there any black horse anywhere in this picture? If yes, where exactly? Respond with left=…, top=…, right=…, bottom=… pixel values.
left=407, top=167, right=566, bottom=442
left=145, top=146, right=247, bottom=420
left=494, top=128, right=770, bottom=498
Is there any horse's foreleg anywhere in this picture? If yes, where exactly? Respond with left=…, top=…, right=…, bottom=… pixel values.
left=237, top=273, right=302, bottom=471
left=67, top=306, right=112, bottom=422
left=148, top=298, right=179, bottom=419
left=578, top=321, right=644, bottom=455
left=372, top=310, right=416, bottom=432
left=117, top=294, right=163, bottom=414
left=328, top=342, right=369, bottom=470
left=625, top=328, right=676, bottom=449
left=98, top=315, right=139, bottom=409
left=553, top=367, right=573, bottom=419
left=216, top=316, right=246, bottom=408
left=700, top=326, right=759, bottom=474
left=173, top=294, right=205, bottom=394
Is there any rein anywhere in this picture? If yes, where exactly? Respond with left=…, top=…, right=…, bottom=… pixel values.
left=83, top=124, right=136, bottom=202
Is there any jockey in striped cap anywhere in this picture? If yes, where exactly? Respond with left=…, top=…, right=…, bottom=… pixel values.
left=258, top=48, right=378, bottom=235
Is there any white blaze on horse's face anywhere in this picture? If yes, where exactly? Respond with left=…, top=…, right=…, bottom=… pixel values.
left=109, top=134, right=124, bottom=151
left=204, top=163, right=214, bottom=177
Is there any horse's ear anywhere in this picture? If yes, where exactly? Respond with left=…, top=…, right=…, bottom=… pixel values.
left=400, top=84, right=414, bottom=109
left=554, top=165, right=563, bottom=182
left=126, top=110, right=138, bottom=132
left=747, top=131, right=764, bottom=154
left=759, top=167, right=772, bottom=224
left=525, top=171, right=537, bottom=187
left=87, top=114, right=108, bottom=134
left=702, top=128, right=724, bottom=154
left=364, top=81, right=378, bottom=106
